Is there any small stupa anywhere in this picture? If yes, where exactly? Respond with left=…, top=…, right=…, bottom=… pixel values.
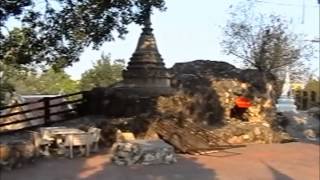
left=276, top=69, right=297, bottom=112
left=115, top=10, right=172, bottom=96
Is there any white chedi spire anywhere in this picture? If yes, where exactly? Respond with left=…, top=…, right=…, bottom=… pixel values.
left=280, top=69, right=292, bottom=98
left=276, top=67, right=297, bottom=112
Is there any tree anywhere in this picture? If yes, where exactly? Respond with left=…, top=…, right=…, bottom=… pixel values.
left=0, top=1, right=31, bottom=27
left=79, top=54, right=125, bottom=91
left=0, top=79, right=14, bottom=107
left=11, top=68, right=79, bottom=95
left=0, top=65, right=79, bottom=95
left=1, top=28, right=47, bottom=65
left=0, top=0, right=166, bottom=69
left=0, top=62, right=79, bottom=106
left=221, top=1, right=313, bottom=81
left=0, top=61, right=32, bottom=106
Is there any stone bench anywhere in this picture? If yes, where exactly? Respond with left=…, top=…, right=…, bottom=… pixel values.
left=112, top=139, right=176, bottom=166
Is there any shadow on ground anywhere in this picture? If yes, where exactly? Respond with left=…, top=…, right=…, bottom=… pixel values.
left=1, top=142, right=319, bottom=180
left=0, top=153, right=218, bottom=180
left=265, top=163, right=294, bottom=180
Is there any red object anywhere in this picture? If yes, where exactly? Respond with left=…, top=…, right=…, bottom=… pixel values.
left=235, top=96, right=252, bottom=108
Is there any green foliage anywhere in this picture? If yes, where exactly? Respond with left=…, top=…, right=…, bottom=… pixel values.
left=0, top=0, right=166, bottom=68
left=0, top=81, right=14, bottom=107
left=221, top=1, right=313, bottom=80
left=304, top=78, right=320, bottom=93
left=0, top=63, right=79, bottom=94
left=0, top=0, right=32, bottom=29
left=1, top=28, right=45, bottom=65
left=10, top=69, right=79, bottom=95
left=79, top=54, right=125, bottom=91
left=0, top=62, right=29, bottom=106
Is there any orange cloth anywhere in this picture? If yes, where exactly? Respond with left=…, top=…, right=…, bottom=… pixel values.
left=235, top=97, right=252, bottom=108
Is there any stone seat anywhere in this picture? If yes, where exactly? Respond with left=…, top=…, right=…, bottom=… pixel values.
left=112, top=139, right=176, bottom=166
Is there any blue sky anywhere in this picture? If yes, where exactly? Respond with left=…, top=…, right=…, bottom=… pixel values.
left=65, top=0, right=320, bottom=80
left=5, top=0, right=320, bottom=79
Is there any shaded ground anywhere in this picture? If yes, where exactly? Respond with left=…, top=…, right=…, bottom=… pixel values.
left=0, top=142, right=319, bottom=180
left=283, top=111, right=320, bottom=142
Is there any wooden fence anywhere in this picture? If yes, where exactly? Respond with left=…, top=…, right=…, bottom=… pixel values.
left=0, top=91, right=88, bottom=134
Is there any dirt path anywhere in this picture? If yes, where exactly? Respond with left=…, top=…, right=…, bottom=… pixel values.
left=0, top=142, right=319, bottom=180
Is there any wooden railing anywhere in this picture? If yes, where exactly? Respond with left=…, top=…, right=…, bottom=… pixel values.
left=0, top=91, right=88, bottom=133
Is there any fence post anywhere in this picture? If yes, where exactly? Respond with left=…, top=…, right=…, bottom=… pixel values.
left=80, top=91, right=90, bottom=115
left=43, top=97, right=50, bottom=125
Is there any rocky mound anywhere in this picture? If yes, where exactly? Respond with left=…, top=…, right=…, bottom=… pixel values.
left=159, top=60, right=279, bottom=124
left=84, top=60, right=290, bottom=145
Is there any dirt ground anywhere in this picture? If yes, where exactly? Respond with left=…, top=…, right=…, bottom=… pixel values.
left=0, top=142, right=319, bottom=180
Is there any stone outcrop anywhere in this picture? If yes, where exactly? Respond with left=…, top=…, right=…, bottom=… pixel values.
left=159, top=60, right=278, bottom=125
left=154, top=60, right=291, bottom=145
left=84, top=60, right=291, bottom=146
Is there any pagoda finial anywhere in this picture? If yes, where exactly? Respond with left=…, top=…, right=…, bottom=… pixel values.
left=145, top=10, right=151, bottom=28
left=142, top=7, right=153, bottom=34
